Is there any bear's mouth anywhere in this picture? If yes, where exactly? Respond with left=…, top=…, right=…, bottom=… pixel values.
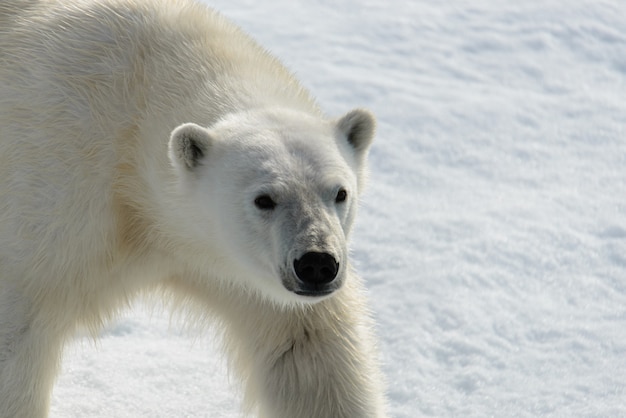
left=293, top=286, right=335, bottom=297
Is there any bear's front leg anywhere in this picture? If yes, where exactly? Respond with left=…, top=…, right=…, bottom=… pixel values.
left=222, top=281, right=387, bottom=418
left=0, top=288, right=67, bottom=418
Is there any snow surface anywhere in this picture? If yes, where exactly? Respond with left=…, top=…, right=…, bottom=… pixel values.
left=50, top=0, right=626, bottom=416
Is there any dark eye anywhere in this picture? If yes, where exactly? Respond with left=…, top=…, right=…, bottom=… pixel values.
left=335, top=188, right=348, bottom=203
left=254, top=194, right=276, bottom=210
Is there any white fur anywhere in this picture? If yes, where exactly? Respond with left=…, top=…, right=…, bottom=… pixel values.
left=0, top=0, right=386, bottom=417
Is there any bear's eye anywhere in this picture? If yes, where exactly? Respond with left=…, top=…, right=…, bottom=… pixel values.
left=254, top=194, right=276, bottom=210
left=335, top=188, right=348, bottom=203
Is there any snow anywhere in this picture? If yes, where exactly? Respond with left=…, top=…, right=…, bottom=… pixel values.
left=50, top=0, right=626, bottom=416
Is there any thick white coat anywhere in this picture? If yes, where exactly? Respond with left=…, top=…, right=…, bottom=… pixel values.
left=0, top=0, right=386, bottom=417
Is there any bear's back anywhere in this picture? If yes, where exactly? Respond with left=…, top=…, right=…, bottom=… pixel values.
left=0, top=0, right=319, bottom=141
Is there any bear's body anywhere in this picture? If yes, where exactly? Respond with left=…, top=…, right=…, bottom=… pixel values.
left=0, top=0, right=386, bottom=417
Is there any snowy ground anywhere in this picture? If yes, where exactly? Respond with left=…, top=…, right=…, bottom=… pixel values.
left=50, top=0, right=626, bottom=417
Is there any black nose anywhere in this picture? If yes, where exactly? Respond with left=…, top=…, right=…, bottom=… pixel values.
left=293, top=252, right=339, bottom=284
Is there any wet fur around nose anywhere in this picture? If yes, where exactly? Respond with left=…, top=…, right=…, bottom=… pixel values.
left=286, top=188, right=346, bottom=265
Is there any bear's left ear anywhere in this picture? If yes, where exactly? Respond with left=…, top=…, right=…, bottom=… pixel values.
left=336, top=108, right=376, bottom=156
left=168, top=123, right=213, bottom=171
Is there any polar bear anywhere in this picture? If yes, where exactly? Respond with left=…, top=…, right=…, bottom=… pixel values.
left=0, top=0, right=386, bottom=417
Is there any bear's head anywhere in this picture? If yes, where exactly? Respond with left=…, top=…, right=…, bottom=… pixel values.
left=168, top=108, right=375, bottom=305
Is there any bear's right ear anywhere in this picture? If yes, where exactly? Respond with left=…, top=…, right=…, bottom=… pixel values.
left=168, top=123, right=213, bottom=171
